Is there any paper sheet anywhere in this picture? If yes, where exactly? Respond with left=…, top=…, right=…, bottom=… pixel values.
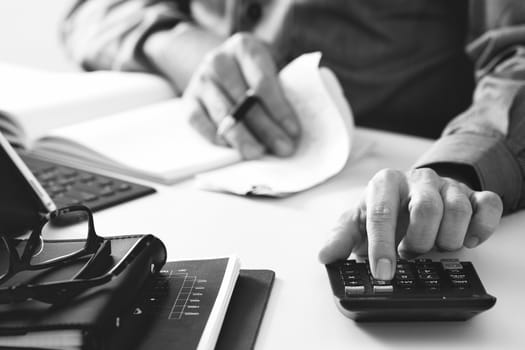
left=195, top=53, right=355, bottom=196
left=34, top=100, right=242, bottom=184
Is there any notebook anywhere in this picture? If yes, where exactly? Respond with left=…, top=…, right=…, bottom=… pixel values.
left=110, top=268, right=275, bottom=350
left=0, top=237, right=242, bottom=350
left=0, top=53, right=357, bottom=196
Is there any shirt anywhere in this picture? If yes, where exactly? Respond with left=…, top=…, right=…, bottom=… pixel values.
left=62, top=0, right=525, bottom=213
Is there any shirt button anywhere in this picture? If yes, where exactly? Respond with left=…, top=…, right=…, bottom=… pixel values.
left=245, top=1, right=263, bottom=23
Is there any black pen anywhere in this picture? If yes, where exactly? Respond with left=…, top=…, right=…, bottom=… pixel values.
left=216, top=89, right=259, bottom=137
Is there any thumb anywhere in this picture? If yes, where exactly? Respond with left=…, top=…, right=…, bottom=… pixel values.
left=318, top=204, right=366, bottom=264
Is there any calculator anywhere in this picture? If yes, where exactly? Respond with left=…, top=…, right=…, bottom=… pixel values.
left=325, top=258, right=496, bottom=322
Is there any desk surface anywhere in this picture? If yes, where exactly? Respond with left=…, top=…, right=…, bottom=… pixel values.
left=52, top=128, right=525, bottom=349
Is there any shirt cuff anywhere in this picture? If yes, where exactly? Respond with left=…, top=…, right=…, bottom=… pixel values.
left=414, top=133, right=523, bottom=212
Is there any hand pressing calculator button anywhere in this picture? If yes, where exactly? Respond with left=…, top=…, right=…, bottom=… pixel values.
left=325, top=259, right=496, bottom=322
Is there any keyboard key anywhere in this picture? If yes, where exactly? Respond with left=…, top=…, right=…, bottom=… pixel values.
left=118, top=183, right=132, bottom=192
left=19, top=153, right=156, bottom=226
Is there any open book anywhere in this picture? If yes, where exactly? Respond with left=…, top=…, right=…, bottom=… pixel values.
left=0, top=53, right=355, bottom=196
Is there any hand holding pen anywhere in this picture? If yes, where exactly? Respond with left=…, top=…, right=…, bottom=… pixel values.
left=183, top=33, right=301, bottom=159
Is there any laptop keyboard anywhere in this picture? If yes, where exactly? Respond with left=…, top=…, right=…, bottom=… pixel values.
left=19, top=153, right=156, bottom=225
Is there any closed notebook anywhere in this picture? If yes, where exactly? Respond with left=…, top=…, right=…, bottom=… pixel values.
left=0, top=234, right=167, bottom=350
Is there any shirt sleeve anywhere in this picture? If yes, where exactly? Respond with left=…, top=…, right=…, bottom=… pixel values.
left=61, top=0, right=189, bottom=72
left=415, top=21, right=525, bottom=213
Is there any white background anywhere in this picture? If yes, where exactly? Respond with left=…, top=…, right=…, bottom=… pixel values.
left=0, top=0, right=76, bottom=71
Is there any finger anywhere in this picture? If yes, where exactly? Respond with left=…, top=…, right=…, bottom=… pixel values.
left=398, top=169, right=443, bottom=257
left=464, top=191, right=503, bottom=248
left=318, top=199, right=367, bottom=264
left=435, top=181, right=472, bottom=251
left=185, top=98, right=228, bottom=146
left=197, top=75, right=265, bottom=159
left=203, top=50, right=248, bottom=103
left=228, top=33, right=301, bottom=138
left=257, top=77, right=301, bottom=138
left=366, top=169, right=403, bottom=280
left=242, top=102, right=296, bottom=156
left=203, top=50, right=295, bottom=156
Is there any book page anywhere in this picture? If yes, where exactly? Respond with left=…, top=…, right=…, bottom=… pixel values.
left=195, top=53, right=355, bottom=196
left=0, top=63, right=174, bottom=147
left=32, top=53, right=356, bottom=190
left=33, top=99, right=243, bottom=184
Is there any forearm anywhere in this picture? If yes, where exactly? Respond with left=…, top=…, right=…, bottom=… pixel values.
left=143, top=23, right=224, bottom=92
left=415, top=79, right=525, bottom=214
left=62, top=0, right=187, bottom=72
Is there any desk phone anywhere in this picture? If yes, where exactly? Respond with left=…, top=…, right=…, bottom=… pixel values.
left=325, top=258, right=496, bottom=321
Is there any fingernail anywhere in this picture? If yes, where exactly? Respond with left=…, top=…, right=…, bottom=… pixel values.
left=375, top=258, right=393, bottom=280
left=242, top=143, right=264, bottom=160
left=284, top=119, right=300, bottom=137
left=274, top=138, right=294, bottom=156
left=464, top=236, right=480, bottom=248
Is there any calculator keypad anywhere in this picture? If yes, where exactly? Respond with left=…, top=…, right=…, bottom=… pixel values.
left=327, top=258, right=496, bottom=321
left=339, top=258, right=473, bottom=297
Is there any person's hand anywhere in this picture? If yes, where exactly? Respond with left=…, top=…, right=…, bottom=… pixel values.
left=183, top=33, right=300, bottom=159
left=318, top=168, right=503, bottom=280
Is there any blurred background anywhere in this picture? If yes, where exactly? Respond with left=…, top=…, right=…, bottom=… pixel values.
left=0, top=0, right=76, bottom=71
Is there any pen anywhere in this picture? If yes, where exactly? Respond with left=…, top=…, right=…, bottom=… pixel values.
left=216, top=89, right=259, bottom=137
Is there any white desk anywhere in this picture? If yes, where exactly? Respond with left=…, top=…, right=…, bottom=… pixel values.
left=54, top=128, right=525, bottom=349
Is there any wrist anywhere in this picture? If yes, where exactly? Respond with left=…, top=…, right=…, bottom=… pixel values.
left=421, top=163, right=481, bottom=191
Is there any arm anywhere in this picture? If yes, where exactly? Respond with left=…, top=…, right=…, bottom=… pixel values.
left=415, top=23, right=525, bottom=213
left=320, top=2, right=525, bottom=279
left=62, top=1, right=300, bottom=157
left=61, top=0, right=190, bottom=73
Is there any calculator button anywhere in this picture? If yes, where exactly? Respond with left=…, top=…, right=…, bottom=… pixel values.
left=345, top=285, right=365, bottom=295
left=441, top=259, right=463, bottom=270
left=371, top=279, right=391, bottom=285
left=424, top=280, right=440, bottom=287
left=373, top=285, right=394, bottom=293
left=420, top=262, right=437, bottom=268
left=451, top=280, right=470, bottom=288
left=419, top=273, right=440, bottom=280
left=371, top=279, right=393, bottom=293
left=448, top=273, right=467, bottom=280
left=341, top=271, right=360, bottom=278
left=397, top=280, right=416, bottom=287
left=344, top=280, right=363, bottom=286
left=396, top=274, right=414, bottom=280
left=343, top=274, right=361, bottom=281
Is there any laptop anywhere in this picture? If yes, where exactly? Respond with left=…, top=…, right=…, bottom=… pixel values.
left=0, top=132, right=155, bottom=233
